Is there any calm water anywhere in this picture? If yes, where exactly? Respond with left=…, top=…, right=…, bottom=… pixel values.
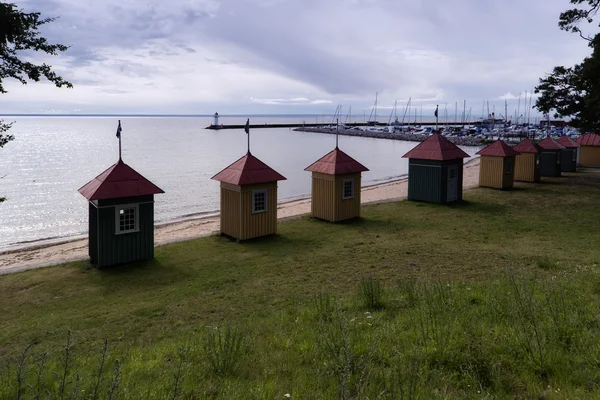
left=0, top=116, right=481, bottom=250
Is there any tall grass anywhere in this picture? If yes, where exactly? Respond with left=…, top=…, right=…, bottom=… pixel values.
left=6, top=270, right=599, bottom=398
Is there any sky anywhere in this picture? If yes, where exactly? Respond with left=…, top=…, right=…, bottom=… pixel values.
left=0, top=0, right=595, bottom=118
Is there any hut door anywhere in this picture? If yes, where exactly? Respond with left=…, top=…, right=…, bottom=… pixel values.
left=447, top=165, right=459, bottom=202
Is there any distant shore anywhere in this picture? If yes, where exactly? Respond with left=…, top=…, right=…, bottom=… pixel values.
left=295, top=127, right=484, bottom=146
left=0, top=158, right=481, bottom=275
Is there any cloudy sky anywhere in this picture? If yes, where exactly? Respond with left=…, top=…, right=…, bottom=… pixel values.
left=0, top=0, right=594, bottom=118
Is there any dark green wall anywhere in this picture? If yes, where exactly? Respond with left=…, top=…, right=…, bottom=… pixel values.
left=88, top=195, right=155, bottom=268
left=561, top=149, right=577, bottom=172
left=540, top=151, right=561, bottom=177
left=89, top=203, right=98, bottom=264
left=408, top=159, right=463, bottom=204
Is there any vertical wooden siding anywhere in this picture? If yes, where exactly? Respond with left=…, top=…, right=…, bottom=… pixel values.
left=220, top=183, right=241, bottom=239
left=334, top=173, right=361, bottom=222
left=514, top=153, right=540, bottom=182
left=580, top=146, right=600, bottom=166
left=88, top=202, right=98, bottom=263
left=479, top=156, right=504, bottom=189
left=311, top=172, right=335, bottom=221
left=240, top=183, right=277, bottom=240
left=96, top=202, right=154, bottom=267
left=408, top=160, right=442, bottom=203
left=561, top=149, right=577, bottom=172
left=541, top=151, right=561, bottom=177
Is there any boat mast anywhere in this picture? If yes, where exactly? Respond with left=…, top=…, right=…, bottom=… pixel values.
left=374, top=92, right=378, bottom=124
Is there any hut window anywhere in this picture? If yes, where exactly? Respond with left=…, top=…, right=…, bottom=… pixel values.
left=572, top=151, right=576, bottom=162
left=252, top=190, right=268, bottom=213
left=342, top=179, right=354, bottom=199
left=536, top=155, right=541, bottom=166
left=115, top=205, right=138, bottom=234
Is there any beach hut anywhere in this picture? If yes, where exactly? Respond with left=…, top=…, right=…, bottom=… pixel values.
left=556, top=136, right=579, bottom=172
left=575, top=133, right=600, bottom=167
left=212, top=152, right=286, bottom=241
left=513, top=139, right=542, bottom=183
left=476, top=140, right=520, bottom=189
left=537, top=136, right=565, bottom=177
left=304, top=147, right=369, bottom=222
left=78, top=159, right=164, bottom=268
left=402, top=133, right=470, bottom=204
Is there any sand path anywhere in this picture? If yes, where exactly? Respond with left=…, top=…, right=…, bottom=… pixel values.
left=0, top=158, right=481, bottom=274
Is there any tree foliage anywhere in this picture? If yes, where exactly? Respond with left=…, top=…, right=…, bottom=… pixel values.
left=535, top=1, right=600, bottom=132
left=0, top=2, right=72, bottom=202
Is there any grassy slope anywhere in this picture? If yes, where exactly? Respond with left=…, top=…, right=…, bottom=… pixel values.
left=1, top=170, right=600, bottom=399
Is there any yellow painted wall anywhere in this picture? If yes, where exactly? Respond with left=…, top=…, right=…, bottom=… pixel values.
left=220, top=182, right=278, bottom=240
left=310, top=172, right=362, bottom=222
left=579, top=146, right=600, bottom=166
left=220, top=183, right=241, bottom=239
left=514, top=153, right=541, bottom=183
left=311, top=172, right=335, bottom=221
left=239, top=183, right=278, bottom=240
left=334, top=173, right=362, bottom=222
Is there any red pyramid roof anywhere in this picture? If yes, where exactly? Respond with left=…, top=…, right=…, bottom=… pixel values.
left=513, top=138, right=542, bottom=153
left=476, top=140, right=520, bottom=157
left=304, top=147, right=369, bottom=175
left=402, top=133, right=469, bottom=160
left=211, top=152, right=286, bottom=185
left=79, top=160, right=164, bottom=201
left=556, top=135, right=580, bottom=148
left=538, top=136, right=565, bottom=150
left=576, top=133, right=600, bottom=146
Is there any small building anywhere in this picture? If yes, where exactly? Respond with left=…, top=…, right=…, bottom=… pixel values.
left=476, top=140, right=520, bottom=189
left=212, top=152, right=286, bottom=241
left=556, top=136, right=579, bottom=172
left=537, top=136, right=565, bottom=177
left=304, top=147, right=369, bottom=222
left=513, top=139, right=542, bottom=183
left=402, top=133, right=470, bottom=204
left=576, top=133, right=600, bottom=167
left=78, top=159, right=164, bottom=268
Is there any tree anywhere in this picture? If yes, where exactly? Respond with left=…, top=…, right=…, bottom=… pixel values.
left=0, top=2, right=72, bottom=202
left=534, top=1, right=600, bottom=131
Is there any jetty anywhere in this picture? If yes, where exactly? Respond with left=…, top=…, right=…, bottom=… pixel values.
left=205, top=120, right=501, bottom=130
left=294, top=127, right=484, bottom=146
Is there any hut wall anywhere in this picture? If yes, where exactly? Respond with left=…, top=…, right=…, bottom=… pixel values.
left=503, top=157, right=515, bottom=188
left=479, top=156, right=504, bottom=189
left=239, top=182, right=278, bottom=240
left=540, top=151, right=561, bottom=177
left=334, top=173, right=362, bottom=221
left=561, top=149, right=577, bottom=172
left=88, top=202, right=98, bottom=264
left=311, top=172, right=335, bottom=221
left=408, top=159, right=443, bottom=203
left=220, top=183, right=241, bottom=239
left=580, top=146, right=600, bottom=166
left=514, top=153, right=540, bottom=182
left=95, top=197, right=155, bottom=267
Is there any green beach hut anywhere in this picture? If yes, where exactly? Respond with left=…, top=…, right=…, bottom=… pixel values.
left=538, top=136, right=565, bottom=177
left=402, top=133, right=470, bottom=204
left=556, top=136, right=579, bottom=172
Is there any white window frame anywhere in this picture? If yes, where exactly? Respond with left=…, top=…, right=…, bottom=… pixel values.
left=115, top=204, right=139, bottom=235
left=252, top=189, right=268, bottom=213
left=342, top=178, right=355, bottom=200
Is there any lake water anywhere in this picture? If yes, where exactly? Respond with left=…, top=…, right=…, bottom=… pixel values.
left=0, top=115, right=481, bottom=251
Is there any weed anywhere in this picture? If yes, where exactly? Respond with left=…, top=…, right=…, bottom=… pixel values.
left=203, top=326, right=248, bottom=376
left=359, top=275, right=383, bottom=310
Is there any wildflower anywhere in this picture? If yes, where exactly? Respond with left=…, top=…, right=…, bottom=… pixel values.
left=284, top=394, right=291, bottom=398
left=367, top=315, right=373, bottom=319
left=364, top=312, right=371, bottom=315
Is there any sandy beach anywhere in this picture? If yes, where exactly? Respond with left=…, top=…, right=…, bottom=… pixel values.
left=0, top=158, right=481, bottom=274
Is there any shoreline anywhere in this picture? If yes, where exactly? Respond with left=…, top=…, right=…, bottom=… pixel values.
left=0, top=158, right=480, bottom=275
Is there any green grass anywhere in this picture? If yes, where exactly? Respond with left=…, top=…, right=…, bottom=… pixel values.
left=1, top=170, right=600, bottom=399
